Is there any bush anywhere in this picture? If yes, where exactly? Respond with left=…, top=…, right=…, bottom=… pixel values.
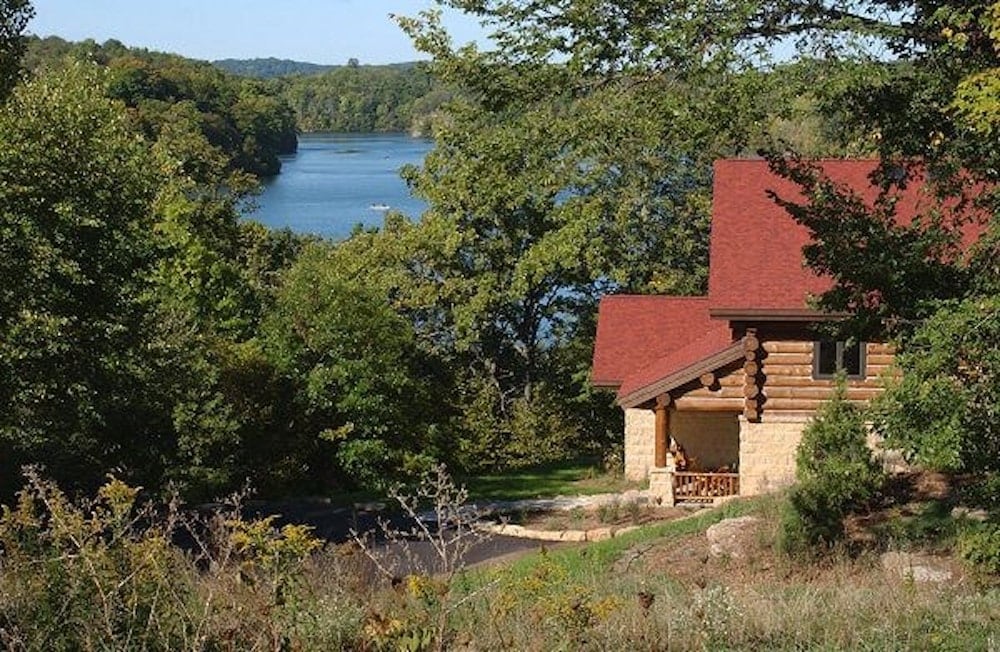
left=958, top=522, right=1000, bottom=575
left=454, top=376, right=579, bottom=472
left=780, top=379, right=884, bottom=554
left=0, top=469, right=334, bottom=650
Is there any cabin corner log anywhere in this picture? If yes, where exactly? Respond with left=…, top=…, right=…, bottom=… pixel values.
left=699, top=372, right=716, bottom=387
left=742, top=332, right=762, bottom=421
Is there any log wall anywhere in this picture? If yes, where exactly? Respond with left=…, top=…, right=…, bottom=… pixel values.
left=752, top=327, right=896, bottom=418
left=671, top=359, right=746, bottom=411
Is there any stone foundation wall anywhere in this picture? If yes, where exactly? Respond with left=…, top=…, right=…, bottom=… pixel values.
left=624, top=408, right=655, bottom=481
left=624, top=405, right=903, bottom=495
left=738, top=415, right=811, bottom=495
left=672, top=411, right=740, bottom=471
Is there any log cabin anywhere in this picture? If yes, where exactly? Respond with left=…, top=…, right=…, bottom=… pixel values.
left=591, top=159, right=971, bottom=504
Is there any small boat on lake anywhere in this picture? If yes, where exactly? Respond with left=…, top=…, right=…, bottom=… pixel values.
left=368, top=203, right=391, bottom=211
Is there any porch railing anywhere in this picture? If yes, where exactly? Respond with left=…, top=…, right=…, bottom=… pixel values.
left=672, top=472, right=740, bottom=503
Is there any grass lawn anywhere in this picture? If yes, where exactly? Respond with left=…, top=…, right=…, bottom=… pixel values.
left=316, top=457, right=636, bottom=509
left=460, top=457, right=642, bottom=501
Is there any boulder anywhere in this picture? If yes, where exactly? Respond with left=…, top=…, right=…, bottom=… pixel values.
left=706, top=516, right=760, bottom=558
left=880, top=551, right=953, bottom=583
left=951, top=506, right=990, bottom=522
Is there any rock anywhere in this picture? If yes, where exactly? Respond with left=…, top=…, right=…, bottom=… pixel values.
left=880, top=551, right=953, bottom=583
left=951, top=506, right=990, bottom=522
left=587, top=527, right=613, bottom=542
left=705, top=516, right=760, bottom=558
left=560, top=530, right=587, bottom=542
left=621, top=489, right=645, bottom=504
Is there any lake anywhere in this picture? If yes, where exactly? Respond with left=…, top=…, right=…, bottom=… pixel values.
left=249, top=133, right=433, bottom=238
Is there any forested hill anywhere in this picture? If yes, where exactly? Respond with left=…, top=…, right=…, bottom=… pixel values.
left=278, top=62, right=450, bottom=134
left=27, top=37, right=450, bottom=136
left=212, top=57, right=336, bottom=78
left=23, top=36, right=297, bottom=177
left=212, top=58, right=448, bottom=134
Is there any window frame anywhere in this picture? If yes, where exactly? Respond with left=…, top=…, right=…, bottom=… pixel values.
left=812, top=340, right=866, bottom=380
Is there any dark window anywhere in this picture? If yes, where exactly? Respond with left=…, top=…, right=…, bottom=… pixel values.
left=813, top=340, right=866, bottom=379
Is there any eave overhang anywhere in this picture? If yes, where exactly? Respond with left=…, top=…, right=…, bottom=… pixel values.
left=618, top=339, right=747, bottom=409
left=709, top=308, right=847, bottom=322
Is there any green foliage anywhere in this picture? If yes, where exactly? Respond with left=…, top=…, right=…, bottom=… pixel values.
left=262, top=242, right=445, bottom=489
left=780, top=381, right=884, bottom=553
left=0, top=471, right=348, bottom=650
left=0, top=59, right=312, bottom=501
left=280, top=62, right=446, bottom=134
left=875, top=297, right=1000, bottom=474
left=0, top=63, right=166, bottom=495
left=24, top=35, right=298, bottom=177
left=0, top=0, right=32, bottom=100
left=958, top=522, right=1000, bottom=575
left=455, top=376, right=580, bottom=471
left=213, top=56, right=336, bottom=78
left=0, top=472, right=199, bottom=649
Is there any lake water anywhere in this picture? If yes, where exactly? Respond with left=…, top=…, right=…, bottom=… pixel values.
left=249, top=133, right=433, bottom=238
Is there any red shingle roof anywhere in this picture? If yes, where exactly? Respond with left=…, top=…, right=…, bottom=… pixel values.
left=616, top=321, right=738, bottom=407
left=710, top=159, right=876, bottom=311
left=591, top=296, right=713, bottom=387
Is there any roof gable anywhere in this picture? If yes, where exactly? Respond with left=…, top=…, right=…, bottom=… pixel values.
left=616, top=322, right=741, bottom=407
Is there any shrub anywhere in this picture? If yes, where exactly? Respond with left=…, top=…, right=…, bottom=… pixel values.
left=0, top=469, right=333, bottom=650
left=455, top=376, right=579, bottom=472
left=958, top=523, right=1000, bottom=575
left=780, top=378, right=884, bottom=554
left=602, top=443, right=625, bottom=477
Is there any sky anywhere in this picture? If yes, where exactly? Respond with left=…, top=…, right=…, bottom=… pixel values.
left=27, top=0, right=491, bottom=65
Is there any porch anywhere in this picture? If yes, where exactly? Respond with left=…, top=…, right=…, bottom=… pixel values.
left=645, top=403, right=743, bottom=506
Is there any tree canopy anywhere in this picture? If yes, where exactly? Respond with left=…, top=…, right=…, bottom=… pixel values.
left=5, top=0, right=1000, bottom=501
left=23, top=36, right=298, bottom=177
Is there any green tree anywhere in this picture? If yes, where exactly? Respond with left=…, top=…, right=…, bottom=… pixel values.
left=25, top=37, right=299, bottom=177
left=0, top=64, right=164, bottom=494
left=0, top=0, right=32, bottom=99
left=279, top=63, right=441, bottom=133
left=781, top=380, right=884, bottom=552
left=261, top=242, right=444, bottom=489
left=875, top=297, right=1000, bottom=474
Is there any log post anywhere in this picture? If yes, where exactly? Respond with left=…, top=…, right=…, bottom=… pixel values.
left=654, top=393, right=670, bottom=468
